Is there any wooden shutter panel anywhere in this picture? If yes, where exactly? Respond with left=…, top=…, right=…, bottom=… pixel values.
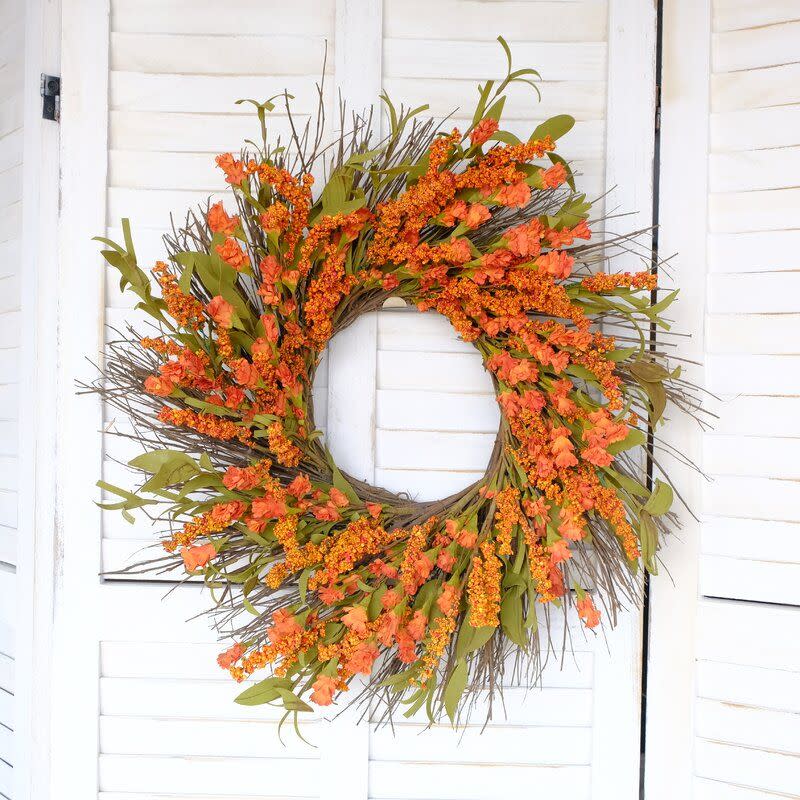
left=0, top=0, right=27, bottom=794
left=54, top=1, right=658, bottom=797
left=649, top=1, right=800, bottom=797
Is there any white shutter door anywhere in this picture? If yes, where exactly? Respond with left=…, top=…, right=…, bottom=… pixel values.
left=0, top=0, right=26, bottom=795
left=649, top=1, right=800, bottom=797
left=54, top=1, right=656, bottom=798
left=698, top=1, right=800, bottom=795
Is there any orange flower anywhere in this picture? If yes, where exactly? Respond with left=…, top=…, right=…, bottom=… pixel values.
left=232, top=358, right=260, bottom=388
left=261, top=314, right=280, bottom=343
left=207, top=296, right=234, bottom=329
left=180, top=543, right=216, bottom=571
left=495, top=181, right=531, bottom=208
left=286, top=473, right=312, bottom=498
left=346, top=642, right=380, bottom=676
left=396, top=630, right=417, bottom=663
left=406, top=610, right=428, bottom=641
left=318, top=585, right=344, bottom=605
left=342, top=605, right=368, bottom=635
left=437, top=550, right=456, bottom=572
left=251, top=493, right=287, bottom=520
left=207, top=201, right=239, bottom=234
left=548, top=538, right=572, bottom=565
left=583, top=445, right=614, bottom=467
left=329, top=487, right=350, bottom=508
left=470, top=117, right=499, bottom=147
left=437, top=583, right=461, bottom=616
left=577, top=594, right=601, bottom=629
left=376, top=611, right=400, bottom=646
left=223, top=466, right=259, bottom=491
left=267, top=609, right=301, bottom=643
left=550, top=427, right=578, bottom=469
left=144, top=375, right=175, bottom=396
left=310, top=674, right=338, bottom=706
left=312, top=502, right=340, bottom=522
left=381, top=589, right=401, bottom=610
left=558, top=509, right=585, bottom=541
left=216, top=237, right=250, bottom=270
left=536, top=250, right=574, bottom=280
left=217, top=642, right=244, bottom=669
left=215, top=152, right=246, bottom=185
left=541, top=161, right=567, bottom=189
left=365, top=502, right=382, bottom=519
left=463, top=203, right=491, bottom=229
left=457, top=529, right=477, bottom=549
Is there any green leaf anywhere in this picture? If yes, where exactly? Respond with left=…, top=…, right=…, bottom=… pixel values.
left=607, top=427, right=647, bottom=456
left=531, top=115, right=575, bottom=143
left=298, top=568, right=312, bottom=603
left=640, top=379, right=667, bottom=425
left=639, top=511, right=659, bottom=574
left=234, top=676, right=294, bottom=706
left=606, top=347, right=637, bottom=362
left=95, top=480, right=157, bottom=511
left=484, top=95, right=506, bottom=123
left=644, top=479, right=674, bottom=516
left=500, top=591, right=527, bottom=647
left=606, top=468, right=649, bottom=499
left=630, top=360, right=671, bottom=383
left=454, top=621, right=495, bottom=659
left=129, top=449, right=200, bottom=478
left=489, top=130, right=522, bottom=146
left=444, top=660, right=468, bottom=724
left=274, top=688, right=313, bottom=713
left=320, top=171, right=349, bottom=215
left=329, top=459, right=359, bottom=505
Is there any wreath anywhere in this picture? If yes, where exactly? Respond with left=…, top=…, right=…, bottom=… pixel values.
left=91, top=41, right=700, bottom=727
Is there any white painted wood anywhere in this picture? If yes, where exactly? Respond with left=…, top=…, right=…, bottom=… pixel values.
left=317, top=6, right=383, bottom=798
left=644, top=0, right=711, bottom=797
left=704, top=435, right=800, bottom=480
left=712, top=18, right=800, bottom=72
left=325, top=313, right=378, bottom=484
left=711, top=105, right=800, bottom=154
left=704, top=475, right=800, bottom=522
left=706, top=313, right=800, bottom=353
left=383, top=39, right=606, bottom=82
left=709, top=146, right=800, bottom=192
left=591, top=2, right=656, bottom=797
left=109, top=32, right=333, bottom=75
left=712, top=0, right=800, bottom=32
left=383, top=1, right=609, bottom=42
left=714, top=394, right=800, bottom=436
left=712, top=62, right=800, bottom=113
left=53, top=1, right=664, bottom=796
left=709, top=187, right=800, bottom=234
left=111, top=0, right=335, bottom=36
left=48, top=4, right=109, bottom=800
left=691, top=597, right=800, bottom=793
left=699, top=555, right=800, bottom=605
left=706, top=354, right=800, bottom=395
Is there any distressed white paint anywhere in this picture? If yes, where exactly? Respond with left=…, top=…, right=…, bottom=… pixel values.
left=0, top=0, right=28, bottom=794
left=649, top=1, right=800, bottom=798
left=6, top=0, right=700, bottom=797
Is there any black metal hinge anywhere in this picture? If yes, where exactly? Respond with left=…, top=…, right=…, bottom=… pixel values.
left=654, top=84, right=661, bottom=132
left=40, top=74, right=60, bottom=121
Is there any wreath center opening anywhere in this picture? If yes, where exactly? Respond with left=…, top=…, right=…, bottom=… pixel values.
left=314, top=309, right=501, bottom=502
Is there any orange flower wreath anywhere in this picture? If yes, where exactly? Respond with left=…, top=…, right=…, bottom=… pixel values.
left=91, top=42, right=701, bottom=727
